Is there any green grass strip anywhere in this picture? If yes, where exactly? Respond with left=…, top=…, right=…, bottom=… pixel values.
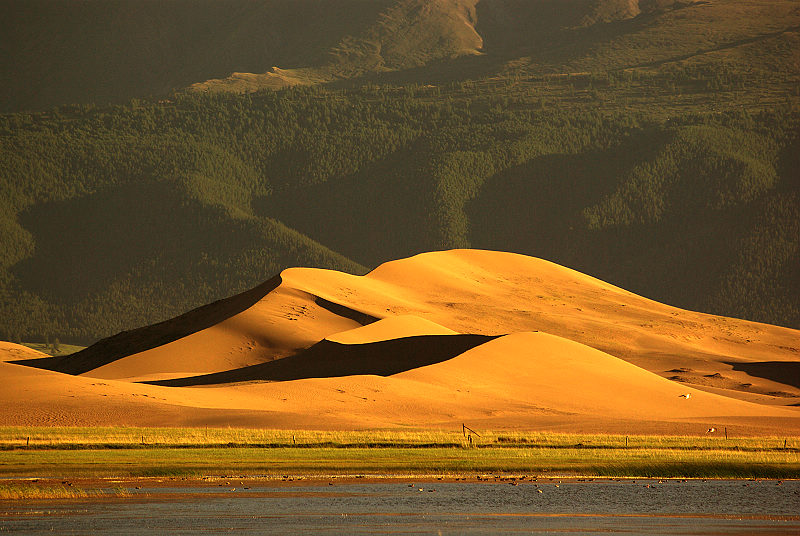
left=1, top=446, right=797, bottom=480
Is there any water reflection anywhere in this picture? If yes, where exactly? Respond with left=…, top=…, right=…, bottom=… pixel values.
left=3, top=479, right=799, bottom=534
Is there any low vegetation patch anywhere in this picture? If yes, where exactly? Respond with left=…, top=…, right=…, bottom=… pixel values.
left=0, top=427, right=797, bottom=480
left=0, top=483, right=132, bottom=500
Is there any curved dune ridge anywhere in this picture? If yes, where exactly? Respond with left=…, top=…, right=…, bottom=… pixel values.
left=3, top=249, right=799, bottom=433
left=326, top=315, right=458, bottom=344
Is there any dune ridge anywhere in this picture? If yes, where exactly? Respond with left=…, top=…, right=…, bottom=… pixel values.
left=3, top=249, right=799, bottom=433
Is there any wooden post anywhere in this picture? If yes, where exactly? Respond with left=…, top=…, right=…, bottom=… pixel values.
left=625, top=436, right=628, bottom=447
left=26, top=436, right=29, bottom=446
left=462, top=424, right=481, bottom=438
left=724, top=427, right=728, bottom=440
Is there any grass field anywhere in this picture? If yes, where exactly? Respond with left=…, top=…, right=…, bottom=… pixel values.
left=1, top=427, right=797, bottom=450
left=1, top=428, right=797, bottom=480
left=0, top=483, right=131, bottom=500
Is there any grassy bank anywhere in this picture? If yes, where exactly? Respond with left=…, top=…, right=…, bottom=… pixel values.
left=1, top=427, right=797, bottom=449
left=0, top=483, right=131, bottom=500
left=1, top=446, right=797, bottom=480
left=0, top=428, right=797, bottom=480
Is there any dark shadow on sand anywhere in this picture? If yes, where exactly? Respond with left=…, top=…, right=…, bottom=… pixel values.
left=727, top=361, right=800, bottom=390
left=12, top=277, right=283, bottom=375
left=146, top=334, right=496, bottom=387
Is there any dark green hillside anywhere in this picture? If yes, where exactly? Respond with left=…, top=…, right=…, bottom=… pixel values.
left=1, top=0, right=798, bottom=343
left=468, top=120, right=800, bottom=327
left=1, top=87, right=798, bottom=343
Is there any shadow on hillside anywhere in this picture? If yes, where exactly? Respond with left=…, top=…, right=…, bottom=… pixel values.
left=727, top=361, right=800, bottom=390
left=0, top=0, right=390, bottom=112
left=254, top=146, right=435, bottom=267
left=146, top=334, right=496, bottom=386
left=15, top=181, right=189, bottom=302
left=13, top=180, right=254, bottom=304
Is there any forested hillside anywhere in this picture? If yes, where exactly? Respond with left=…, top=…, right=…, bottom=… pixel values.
left=1, top=0, right=798, bottom=343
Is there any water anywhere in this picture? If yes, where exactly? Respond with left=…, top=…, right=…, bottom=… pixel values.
left=3, top=479, right=799, bottom=534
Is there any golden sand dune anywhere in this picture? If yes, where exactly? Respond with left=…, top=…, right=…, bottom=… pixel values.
left=397, top=332, right=794, bottom=423
left=2, top=249, right=799, bottom=433
left=1, top=332, right=797, bottom=433
left=0, top=342, right=47, bottom=360
left=82, top=285, right=367, bottom=381
left=281, top=250, right=800, bottom=400
left=326, top=315, right=458, bottom=344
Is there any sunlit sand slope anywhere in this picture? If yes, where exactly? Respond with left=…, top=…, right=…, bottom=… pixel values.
left=0, top=342, right=46, bottom=361
left=326, top=315, right=458, bottom=344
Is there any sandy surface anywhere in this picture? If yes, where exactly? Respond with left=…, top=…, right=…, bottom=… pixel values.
left=2, top=249, right=799, bottom=434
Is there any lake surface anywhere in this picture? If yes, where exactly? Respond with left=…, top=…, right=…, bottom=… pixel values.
left=3, top=479, right=799, bottom=534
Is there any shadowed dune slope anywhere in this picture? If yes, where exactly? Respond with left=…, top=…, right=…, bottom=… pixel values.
left=13, top=276, right=283, bottom=376
left=147, top=334, right=495, bottom=386
left=1, top=331, right=798, bottom=433
left=72, top=286, right=374, bottom=382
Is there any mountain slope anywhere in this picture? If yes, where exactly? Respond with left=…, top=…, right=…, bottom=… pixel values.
left=7, top=0, right=797, bottom=110
left=0, top=0, right=393, bottom=112
left=1, top=0, right=798, bottom=343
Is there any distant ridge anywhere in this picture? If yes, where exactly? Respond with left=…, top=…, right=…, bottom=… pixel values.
left=1, top=0, right=694, bottom=110
left=0, top=0, right=392, bottom=111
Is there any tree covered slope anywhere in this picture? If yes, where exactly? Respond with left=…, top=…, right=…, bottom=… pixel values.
left=0, top=0, right=798, bottom=343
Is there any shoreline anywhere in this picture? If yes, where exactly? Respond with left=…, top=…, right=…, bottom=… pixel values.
left=2, top=474, right=798, bottom=505
left=4, top=473, right=797, bottom=488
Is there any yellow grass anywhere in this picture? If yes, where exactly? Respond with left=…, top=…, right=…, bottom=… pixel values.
left=0, top=427, right=795, bottom=449
left=0, top=427, right=797, bottom=480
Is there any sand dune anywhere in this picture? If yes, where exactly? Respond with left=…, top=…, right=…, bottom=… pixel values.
left=147, top=334, right=495, bottom=386
left=281, top=250, right=800, bottom=400
left=0, top=342, right=47, bottom=362
left=4, top=249, right=799, bottom=433
left=397, top=332, right=792, bottom=422
left=74, top=284, right=366, bottom=381
left=326, top=315, right=458, bottom=344
left=2, top=332, right=797, bottom=433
